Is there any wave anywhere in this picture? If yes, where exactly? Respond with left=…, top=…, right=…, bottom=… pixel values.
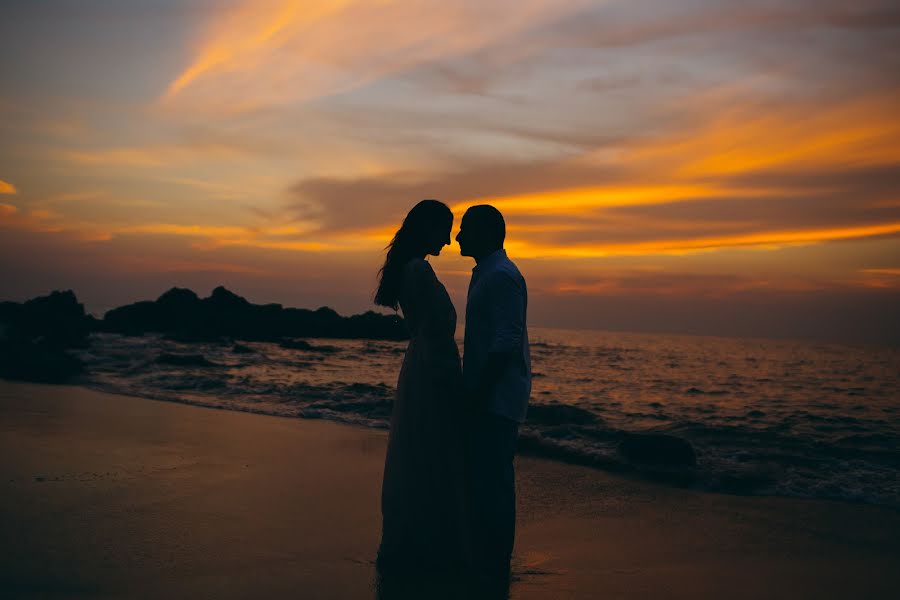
left=69, top=332, right=900, bottom=509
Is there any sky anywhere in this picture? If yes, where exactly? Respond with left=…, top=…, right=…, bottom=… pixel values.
left=1, top=0, right=899, bottom=345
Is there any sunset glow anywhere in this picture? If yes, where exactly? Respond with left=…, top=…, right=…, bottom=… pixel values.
left=2, top=0, right=899, bottom=342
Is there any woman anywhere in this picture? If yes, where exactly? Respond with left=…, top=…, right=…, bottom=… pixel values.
left=374, top=199, right=469, bottom=574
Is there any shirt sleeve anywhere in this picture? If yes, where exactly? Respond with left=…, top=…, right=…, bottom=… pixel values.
left=487, top=271, right=526, bottom=353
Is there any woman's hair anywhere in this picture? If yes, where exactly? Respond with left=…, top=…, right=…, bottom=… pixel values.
left=374, top=199, right=453, bottom=310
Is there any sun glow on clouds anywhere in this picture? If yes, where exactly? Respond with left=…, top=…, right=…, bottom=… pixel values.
left=162, top=0, right=589, bottom=113
left=505, top=222, right=900, bottom=259
left=438, top=93, right=900, bottom=258
left=3, top=0, right=900, bottom=322
left=640, top=95, right=900, bottom=178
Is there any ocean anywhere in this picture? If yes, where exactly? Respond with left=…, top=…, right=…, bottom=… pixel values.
left=72, top=328, right=900, bottom=508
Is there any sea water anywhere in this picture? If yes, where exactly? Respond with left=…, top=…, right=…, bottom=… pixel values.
left=73, top=328, right=900, bottom=507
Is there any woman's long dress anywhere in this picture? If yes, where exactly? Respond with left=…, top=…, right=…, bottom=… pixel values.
left=378, top=258, right=468, bottom=572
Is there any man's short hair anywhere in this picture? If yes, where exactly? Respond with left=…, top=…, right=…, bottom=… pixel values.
left=466, top=204, right=506, bottom=247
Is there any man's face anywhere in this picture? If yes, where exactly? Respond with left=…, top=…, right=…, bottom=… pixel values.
left=455, top=213, right=475, bottom=257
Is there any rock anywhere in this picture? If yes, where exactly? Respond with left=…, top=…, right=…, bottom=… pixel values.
left=279, top=339, right=315, bottom=351
left=155, top=353, right=220, bottom=367
left=208, top=285, right=250, bottom=310
left=0, top=290, right=89, bottom=383
left=157, top=287, right=200, bottom=310
left=0, top=340, right=85, bottom=383
left=231, top=343, right=254, bottom=354
left=617, top=433, right=697, bottom=467
left=101, top=301, right=158, bottom=336
left=96, top=286, right=407, bottom=342
left=0, top=290, right=89, bottom=348
left=279, top=339, right=340, bottom=353
left=527, top=402, right=598, bottom=426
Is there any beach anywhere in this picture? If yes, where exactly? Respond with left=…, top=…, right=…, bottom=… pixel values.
left=1, top=380, right=899, bottom=599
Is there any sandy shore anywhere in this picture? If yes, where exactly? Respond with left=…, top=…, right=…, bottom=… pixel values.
left=1, top=381, right=898, bottom=599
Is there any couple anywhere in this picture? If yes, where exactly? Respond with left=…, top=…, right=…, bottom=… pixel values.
left=374, top=200, right=531, bottom=582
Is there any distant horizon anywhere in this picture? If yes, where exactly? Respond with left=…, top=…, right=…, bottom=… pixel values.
left=3, top=281, right=897, bottom=348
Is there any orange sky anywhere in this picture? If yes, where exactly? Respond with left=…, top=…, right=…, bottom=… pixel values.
left=1, top=1, right=899, bottom=343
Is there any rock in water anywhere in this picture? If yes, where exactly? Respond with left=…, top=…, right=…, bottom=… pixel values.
left=1, top=290, right=89, bottom=348
left=155, top=353, right=219, bottom=367
left=0, top=341, right=84, bottom=383
left=279, top=339, right=340, bottom=353
left=617, top=433, right=697, bottom=467
left=526, top=402, right=598, bottom=426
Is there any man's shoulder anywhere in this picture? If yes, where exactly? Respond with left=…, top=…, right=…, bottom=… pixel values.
left=481, top=261, right=525, bottom=291
left=496, top=256, right=525, bottom=283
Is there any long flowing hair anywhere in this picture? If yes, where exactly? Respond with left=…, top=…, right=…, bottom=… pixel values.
left=374, top=199, right=452, bottom=310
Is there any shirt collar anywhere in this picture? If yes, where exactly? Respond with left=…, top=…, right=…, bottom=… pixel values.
left=473, top=248, right=506, bottom=273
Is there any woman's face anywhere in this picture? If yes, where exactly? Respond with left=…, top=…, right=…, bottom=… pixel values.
left=426, top=218, right=453, bottom=256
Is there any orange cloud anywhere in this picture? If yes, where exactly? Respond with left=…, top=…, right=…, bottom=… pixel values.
left=630, top=94, right=900, bottom=178
left=504, top=222, right=900, bottom=259
left=550, top=276, right=825, bottom=297
left=451, top=182, right=786, bottom=217
left=0, top=180, right=17, bottom=195
left=861, top=268, right=900, bottom=277
left=64, top=148, right=166, bottom=168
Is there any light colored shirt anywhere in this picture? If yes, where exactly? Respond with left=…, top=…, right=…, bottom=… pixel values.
left=463, top=249, right=531, bottom=423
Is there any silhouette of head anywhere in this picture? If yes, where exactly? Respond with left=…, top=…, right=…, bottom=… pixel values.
left=374, top=199, right=453, bottom=310
left=456, top=205, right=505, bottom=260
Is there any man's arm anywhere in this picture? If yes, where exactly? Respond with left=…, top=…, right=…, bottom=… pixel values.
left=472, top=272, right=525, bottom=407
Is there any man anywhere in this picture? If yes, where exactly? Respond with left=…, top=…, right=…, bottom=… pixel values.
left=456, top=205, right=531, bottom=579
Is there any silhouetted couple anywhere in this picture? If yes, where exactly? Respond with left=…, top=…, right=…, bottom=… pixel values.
left=374, top=200, right=531, bottom=589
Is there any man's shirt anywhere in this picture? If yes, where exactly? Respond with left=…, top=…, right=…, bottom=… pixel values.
left=463, top=249, right=531, bottom=423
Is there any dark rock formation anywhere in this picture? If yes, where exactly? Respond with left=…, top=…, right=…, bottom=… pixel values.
left=0, top=340, right=85, bottom=383
left=617, top=432, right=697, bottom=467
left=0, top=290, right=88, bottom=383
left=99, top=286, right=407, bottom=342
left=0, top=290, right=89, bottom=348
left=0, top=286, right=406, bottom=383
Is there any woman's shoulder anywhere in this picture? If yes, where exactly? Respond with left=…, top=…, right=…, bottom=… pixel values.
left=403, top=257, right=434, bottom=275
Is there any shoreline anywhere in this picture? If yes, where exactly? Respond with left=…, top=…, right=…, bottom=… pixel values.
left=72, top=376, right=898, bottom=511
left=2, top=380, right=900, bottom=598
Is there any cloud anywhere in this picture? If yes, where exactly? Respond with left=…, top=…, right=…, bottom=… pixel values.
left=633, top=94, right=900, bottom=179
left=284, top=86, right=900, bottom=258
left=162, top=0, right=590, bottom=114
left=507, top=222, right=900, bottom=258
left=555, top=0, right=900, bottom=50
left=0, top=180, right=16, bottom=194
left=546, top=270, right=828, bottom=298
left=63, top=148, right=167, bottom=168
left=105, top=255, right=270, bottom=276
left=4, top=0, right=900, bottom=343
left=0, top=206, right=370, bottom=255
left=862, top=268, right=900, bottom=276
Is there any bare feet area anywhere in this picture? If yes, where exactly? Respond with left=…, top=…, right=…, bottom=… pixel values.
left=1, top=381, right=898, bottom=599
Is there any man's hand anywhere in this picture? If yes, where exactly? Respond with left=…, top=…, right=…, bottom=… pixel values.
left=472, top=351, right=513, bottom=409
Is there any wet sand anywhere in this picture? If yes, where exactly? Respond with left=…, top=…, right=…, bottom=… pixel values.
left=1, top=381, right=898, bottom=599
